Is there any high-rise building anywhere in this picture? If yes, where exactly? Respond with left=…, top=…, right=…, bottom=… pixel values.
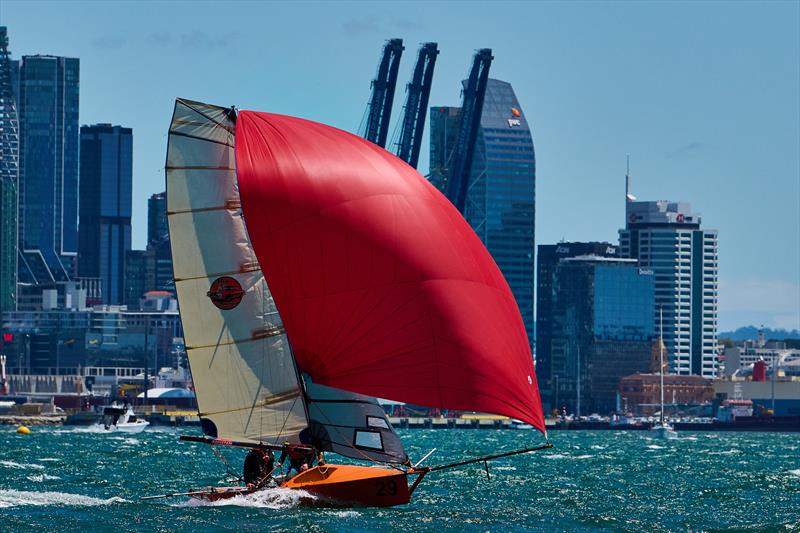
left=147, top=191, right=167, bottom=246
left=17, top=54, right=79, bottom=284
left=620, top=198, right=718, bottom=377
left=0, top=27, right=19, bottom=313
left=550, top=256, right=655, bottom=414
left=429, top=79, right=536, bottom=345
left=124, top=249, right=146, bottom=308
left=535, top=242, right=618, bottom=408
left=78, top=124, right=133, bottom=305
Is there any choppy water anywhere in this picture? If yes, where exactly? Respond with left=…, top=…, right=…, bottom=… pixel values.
left=1, top=426, right=798, bottom=531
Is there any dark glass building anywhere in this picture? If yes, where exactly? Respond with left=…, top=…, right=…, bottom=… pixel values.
left=550, top=256, right=655, bottom=415
left=147, top=191, right=168, bottom=246
left=536, top=242, right=618, bottom=408
left=0, top=27, right=19, bottom=313
left=78, top=124, right=133, bottom=305
left=429, top=79, right=536, bottom=346
left=17, top=54, right=79, bottom=284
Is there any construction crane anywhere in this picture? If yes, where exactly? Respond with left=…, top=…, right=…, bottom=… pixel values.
left=444, top=48, right=493, bottom=214
left=362, top=38, right=404, bottom=148
left=394, top=42, right=438, bottom=169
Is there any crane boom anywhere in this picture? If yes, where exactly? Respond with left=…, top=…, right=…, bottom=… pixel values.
left=444, top=48, right=493, bottom=213
left=395, top=42, right=438, bottom=169
left=362, top=38, right=404, bottom=148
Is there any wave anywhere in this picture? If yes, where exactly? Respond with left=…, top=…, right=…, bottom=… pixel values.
left=788, top=469, right=800, bottom=478
left=176, top=487, right=318, bottom=509
left=0, top=490, right=125, bottom=508
left=647, top=445, right=665, bottom=450
left=544, top=454, right=592, bottom=460
left=27, top=474, right=61, bottom=482
left=0, top=460, right=45, bottom=470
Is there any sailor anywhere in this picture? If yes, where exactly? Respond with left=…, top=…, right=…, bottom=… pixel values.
left=276, top=442, right=317, bottom=478
left=242, top=447, right=274, bottom=487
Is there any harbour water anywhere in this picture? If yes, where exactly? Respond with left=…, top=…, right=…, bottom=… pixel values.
left=1, top=426, right=798, bottom=531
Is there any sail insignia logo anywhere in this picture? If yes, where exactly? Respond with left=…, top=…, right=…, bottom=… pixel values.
left=207, top=276, right=245, bottom=310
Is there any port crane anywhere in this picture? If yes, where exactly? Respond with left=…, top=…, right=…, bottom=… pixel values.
left=394, top=42, right=439, bottom=169
left=362, top=38, right=404, bottom=148
left=444, top=48, right=493, bottom=213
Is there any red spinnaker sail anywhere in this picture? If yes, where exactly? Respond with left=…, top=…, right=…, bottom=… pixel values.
left=235, top=111, right=545, bottom=433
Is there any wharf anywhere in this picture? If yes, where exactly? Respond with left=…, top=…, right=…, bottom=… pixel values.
left=0, top=415, right=66, bottom=426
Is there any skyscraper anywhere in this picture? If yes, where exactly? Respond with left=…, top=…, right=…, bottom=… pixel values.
left=78, top=124, right=133, bottom=305
left=535, top=242, right=618, bottom=408
left=550, top=256, right=655, bottom=414
left=0, top=27, right=19, bottom=313
left=17, top=54, right=79, bottom=284
left=620, top=198, right=719, bottom=378
left=147, top=191, right=168, bottom=246
left=429, top=79, right=536, bottom=345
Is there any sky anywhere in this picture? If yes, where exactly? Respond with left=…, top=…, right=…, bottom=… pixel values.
left=2, top=1, right=798, bottom=331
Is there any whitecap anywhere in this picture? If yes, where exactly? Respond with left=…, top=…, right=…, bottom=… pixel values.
left=0, top=460, right=45, bottom=470
left=27, top=474, right=61, bottom=482
left=0, top=489, right=125, bottom=508
left=788, top=469, right=800, bottom=478
left=647, top=445, right=665, bottom=450
left=38, top=458, right=60, bottom=462
left=544, top=454, right=592, bottom=460
left=176, top=487, right=317, bottom=509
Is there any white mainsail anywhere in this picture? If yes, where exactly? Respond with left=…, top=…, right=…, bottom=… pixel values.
left=166, top=99, right=307, bottom=444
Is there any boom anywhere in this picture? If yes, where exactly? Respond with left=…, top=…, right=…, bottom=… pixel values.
left=362, top=38, right=404, bottom=148
left=444, top=48, right=493, bottom=213
left=395, top=42, right=438, bottom=169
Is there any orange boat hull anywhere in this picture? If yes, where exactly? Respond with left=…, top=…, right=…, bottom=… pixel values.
left=282, top=464, right=419, bottom=507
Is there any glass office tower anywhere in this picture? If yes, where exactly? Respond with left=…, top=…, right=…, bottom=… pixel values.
left=17, top=54, right=79, bottom=284
left=0, top=27, right=19, bottom=313
left=535, top=242, right=618, bottom=409
left=78, top=124, right=133, bottom=305
left=619, top=200, right=719, bottom=377
left=550, top=256, right=655, bottom=414
left=429, top=79, right=536, bottom=346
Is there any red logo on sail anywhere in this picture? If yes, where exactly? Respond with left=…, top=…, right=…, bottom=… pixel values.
left=207, top=276, right=245, bottom=310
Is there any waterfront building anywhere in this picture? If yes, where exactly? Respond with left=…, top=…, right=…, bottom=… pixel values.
left=1, top=303, right=182, bottom=373
left=0, top=27, right=19, bottom=314
left=429, top=79, right=536, bottom=346
left=124, top=249, right=146, bottom=308
left=535, top=242, right=618, bottom=408
left=618, top=373, right=713, bottom=415
left=17, top=54, right=80, bottom=284
left=77, top=124, right=133, bottom=305
left=619, top=197, right=719, bottom=377
left=550, top=255, right=655, bottom=415
left=147, top=191, right=168, bottom=246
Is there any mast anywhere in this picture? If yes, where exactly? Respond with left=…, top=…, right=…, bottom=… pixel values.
left=659, top=306, right=665, bottom=426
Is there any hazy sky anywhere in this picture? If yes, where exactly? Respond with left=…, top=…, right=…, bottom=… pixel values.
left=3, top=1, right=798, bottom=331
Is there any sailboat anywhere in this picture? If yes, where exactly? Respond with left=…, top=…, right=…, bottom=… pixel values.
left=650, top=308, right=677, bottom=440
left=156, top=98, right=548, bottom=507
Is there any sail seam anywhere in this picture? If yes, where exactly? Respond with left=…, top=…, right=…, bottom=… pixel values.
left=199, top=390, right=302, bottom=417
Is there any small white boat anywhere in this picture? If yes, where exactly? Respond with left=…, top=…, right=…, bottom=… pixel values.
left=650, top=421, right=677, bottom=440
left=650, top=308, right=677, bottom=441
left=507, top=419, right=534, bottom=430
left=103, top=403, right=149, bottom=433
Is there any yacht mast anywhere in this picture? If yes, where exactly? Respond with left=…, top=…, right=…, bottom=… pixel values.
left=659, top=306, right=665, bottom=426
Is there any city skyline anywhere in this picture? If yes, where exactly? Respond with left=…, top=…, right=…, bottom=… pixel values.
left=1, top=1, right=798, bottom=330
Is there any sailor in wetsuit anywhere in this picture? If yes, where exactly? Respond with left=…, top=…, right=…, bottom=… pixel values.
left=276, top=442, right=323, bottom=478
left=242, top=447, right=274, bottom=488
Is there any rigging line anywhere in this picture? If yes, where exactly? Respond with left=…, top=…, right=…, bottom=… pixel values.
left=426, top=442, right=553, bottom=473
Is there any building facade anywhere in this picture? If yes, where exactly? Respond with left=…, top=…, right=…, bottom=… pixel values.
left=619, top=199, right=719, bottom=377
left=618, top=373, right=713, bottom=415
left=550, top=256, right=655, bottom=415
left=147, top=191, right=168, bottom=246
left=17, top=54, right=79, bottom=284
left=78, top=124, right=133, bottom=305
left=0, top=27, right=19, bottom=313
left=535, top=242, right=618, bottom=407
left=429, top=79, right=536, bottom=346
